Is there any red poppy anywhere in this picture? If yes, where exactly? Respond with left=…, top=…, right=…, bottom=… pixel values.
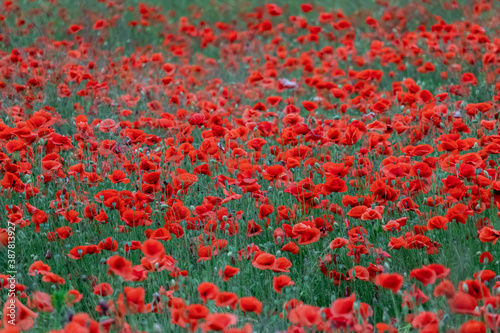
left=219, top=265, right=240, bottom=281
left=448, top=292, right=479, bottom=315
left=186, top=304, right=209, bottom=320
left=375, top=273, right=404, bottom=294
left=288, top=305, right=322, bottom=327
left=427, top=216, right=448, bottom=230
left=239, top=296, right=262, bottom=315
left=3, top=298, right=38, bottom=330
left=410, top=267, right=437, bottom=286
left=273, top=275, right=295, bottom=293
left=479, top=251, right=493, bottom=264
left=198, top=282, right=219, bottom=303
left=258, top=204, right=274, bottom=219
left=93, top=283, right=113, bottom=296
left=215, top=292, right=238, bottom=310
left=433, top=280, right=456, bottom=298
left=201, top=313, right=238, bottom=332
left=252, top=252, right=276, bottom=270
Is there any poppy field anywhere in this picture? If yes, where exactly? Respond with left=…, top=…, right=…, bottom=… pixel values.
left=2, top=0, right=500, bottom=332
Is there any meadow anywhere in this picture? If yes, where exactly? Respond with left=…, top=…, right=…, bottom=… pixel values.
left=0, top=0, right=500, bottom=332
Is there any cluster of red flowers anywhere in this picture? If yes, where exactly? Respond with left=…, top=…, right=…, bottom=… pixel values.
left=1, top=0, right=500, bottom=332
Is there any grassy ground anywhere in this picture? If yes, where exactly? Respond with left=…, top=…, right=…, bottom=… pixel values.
left=1, top=0, right=500, bottom=332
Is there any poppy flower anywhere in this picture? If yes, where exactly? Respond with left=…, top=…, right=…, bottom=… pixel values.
left=410, top=267, right=437, bottom=286
left=28, top=291, right=54, bottom=312
left=459, top=320, right=486, bottom=333
left=93, top=283, right=113, bottom=296
left=198, top=282, right=219, bottom=303
left=239, top=296, right=262, bottom=315
left=459, top=279, right=490, bottom=299
left=262, top=165, right=286, bottom=181
left=107, top=170, right=129, bottom=184
left=361, top=208, right=383, bottom=221
left=329, top=238, right=349, bottom=249
left=330, top=293, right=356, bottom=325
left=479, top=226, right=500, bottom=244
left=41, top=272, right=65, bottom=285
left=246, top=220, right=263, bottom=237
left=252, top=252, right=275, bottom=270
left=31, top=210, right=48, bottom=233
left=258, top=204, right=274, bottom=219
left=62, top=210, right=82, bottom=224
left=473, top=270, right=496, bottom=282
left=3, top=298, right=38, bottom=330
left=288, top=305, right=322, bottom=327
left=433, top=280, right=456, bottom=298
left=322, top=178, right=348, bottom=194
left=281, top=242, right=299, bottom=254
left=375, top=273, right=404, bottom=294
left=98, top=237, right=118, bottom=252
left=271, top=257, right=292, bottom=273
left=479, top=251, right=493, bottom=264
left=301, top=101, right=317, bottom=112
left=348, top=266, right=370, bottom=281
left=449, top=292, right=480, bottom=315
left=29, top=261, right=51, bottom=276
left=106, top=255, right=133, bottom=279
left=219, top=265, right=240, bottom=281
left=427, top=216, right=448, bottom=230
left=55, top=226, right=73, bottom=239
left=215, top=292, right=238, bottom=310
left=65, top=289, right=83, bottom=307
left=273, top=275, right=295, bottom=293
left=123, top=287, right=145, bottom=313
left=149, top=228, right=172, bottom=241
left=186, top=304, right=209, bottom=320
left=300, top=4, right=313, bottom=12
left=201, top=313, right=238, bottom=332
